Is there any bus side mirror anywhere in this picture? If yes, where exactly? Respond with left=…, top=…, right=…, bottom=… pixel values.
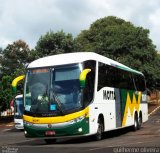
left=12, top=75, right=25, bottom=94
left=79, top=69, right=91, bottom=88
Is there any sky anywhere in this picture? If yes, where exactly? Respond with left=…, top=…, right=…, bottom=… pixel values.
left=0, top=0, right=160, bottom=50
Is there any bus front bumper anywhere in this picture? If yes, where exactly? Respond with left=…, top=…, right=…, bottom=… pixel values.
left=24, top=118, right=89, bottom=138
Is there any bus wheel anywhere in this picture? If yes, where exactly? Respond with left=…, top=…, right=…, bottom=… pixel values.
left=95, top=118, right=104, bottom=141
left=44, top=139, right=56, bottom=144
left=138, top=114, right=142, bottom=130
left=132, top=113, right=138, bottom=131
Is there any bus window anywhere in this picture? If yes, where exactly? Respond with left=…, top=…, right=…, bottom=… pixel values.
left=83, top=60, right=96, bottom=106
left=14, top=97, right=23, bottom=118
left=134, top=74, right=146, bottom=91
left=98, top=62, right=136, bottom=91
left=98, top=62, right=115, bottom=90
left=115, top=69, right=135, bottom=90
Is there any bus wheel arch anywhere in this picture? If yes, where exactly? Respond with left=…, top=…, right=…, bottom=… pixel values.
left=94, top=114, right=104, bottom=141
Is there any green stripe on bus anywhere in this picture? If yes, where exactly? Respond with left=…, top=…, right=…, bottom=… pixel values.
left=117, top=65, right=141, bottom=75
left=24, top=118, right=89, bottom=138
left=12, top=86, right=17, bottom=94
left=121, top=90, right=134, bottom=119
left=80, top=80, right=86, bottom=88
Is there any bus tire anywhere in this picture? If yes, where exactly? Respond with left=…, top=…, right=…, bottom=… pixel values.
left=132, top=113, right=138, bottom=131
left=44, top=139, right=56, bottom=144
left=138, top=113, right=142, bottom=130
left=95, top=118, right=104, bottom=141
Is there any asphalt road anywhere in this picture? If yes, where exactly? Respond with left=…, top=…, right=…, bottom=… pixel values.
left=0, top=110, right=160, bottom=153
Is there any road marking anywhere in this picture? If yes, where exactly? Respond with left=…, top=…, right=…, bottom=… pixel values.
left=148, top=105, right=160, bottom=117
left=2, top=129, right=11, bottom=132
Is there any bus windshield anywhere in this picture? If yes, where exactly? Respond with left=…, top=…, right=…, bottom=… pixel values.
left=14, top=97, right=24, bottom=119
left=24, top=64, right=83, bottom=116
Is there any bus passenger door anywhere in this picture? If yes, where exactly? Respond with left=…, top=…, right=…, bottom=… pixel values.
left=115, top=89, right=122, bottom=128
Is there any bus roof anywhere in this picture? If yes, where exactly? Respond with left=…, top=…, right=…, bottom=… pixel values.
left=27, top=52, right=142, bottom=75
left=15, top=94, right=23, bottom=99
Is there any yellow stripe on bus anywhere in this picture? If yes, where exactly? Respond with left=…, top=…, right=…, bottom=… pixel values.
left=122, top=92, right=142, bottom=127
left=23, top=106, right=89, bottom=124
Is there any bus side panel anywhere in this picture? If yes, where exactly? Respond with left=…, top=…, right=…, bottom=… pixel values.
left=89, top=103, right=100, bottom=135
left=141, top=103, right=148, bottom=122
left=140, top=92, right=148, bottom=123
left=120, top=90, right=147, bottom=127
left=121, top=89, right=134, bottom=127
left=89, top=88, right=148, bottom=135
left=89, top=87, right=117, bottom=134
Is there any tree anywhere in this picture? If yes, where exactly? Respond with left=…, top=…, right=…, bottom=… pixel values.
left=153, top=53, right=160, bottom=90
left=1, top=40, right=32, bottom=76
left=0, top=47, right=3, bottom=65
left=0, top=40, right=32, bottom=111
left=0, top=76, right=13, bottom=111
left=35, top=30, right=76, bottom=58
left=0, top=47, right=3, bottom=54
left=76, top=16, right=159, bottom=90
left=0, top=47, right=3, bottom=79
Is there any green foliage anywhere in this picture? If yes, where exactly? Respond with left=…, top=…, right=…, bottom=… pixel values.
left=76, top=16, right=159, bottom=90
left=35, top=30, right=76, bottom=58
left=1, top=40, right=32, bottom=76
left=0, top=76, right=13, bottom=111
left=0, top=40, right=31, bottom=111
left=0, top=47, right=3, bottom=78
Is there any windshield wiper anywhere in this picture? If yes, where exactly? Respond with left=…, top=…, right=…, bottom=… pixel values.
left=51, top=90, right=65, bottom=115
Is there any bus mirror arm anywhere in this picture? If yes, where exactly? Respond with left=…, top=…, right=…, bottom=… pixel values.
left=12, top=75, right=25, bottom=94
left=79, top=69, right=91, bottom=88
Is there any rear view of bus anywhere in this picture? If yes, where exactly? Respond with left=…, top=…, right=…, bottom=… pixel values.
left=14, top=95, right=24, bottom=130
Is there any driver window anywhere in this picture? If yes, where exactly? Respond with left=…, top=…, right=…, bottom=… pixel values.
left=83, top=60, right=96, bottom=106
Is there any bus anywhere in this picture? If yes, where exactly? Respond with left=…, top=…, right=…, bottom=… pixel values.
left=12, top=75, right=25, bottom=130
left=23, top=52, right=148, bottom=143
left=14, top=95, right=24, bottom=130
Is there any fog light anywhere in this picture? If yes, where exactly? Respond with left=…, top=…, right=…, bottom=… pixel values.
left=24, top=130, right=27, bottom=135
left=78, top=128, right=82, bottom=132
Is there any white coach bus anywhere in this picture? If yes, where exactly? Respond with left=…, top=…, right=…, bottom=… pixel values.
left=23, top=52, right=148, bottom=143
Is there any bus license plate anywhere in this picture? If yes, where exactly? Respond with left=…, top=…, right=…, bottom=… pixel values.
left=45, top=131, right=55, bottom=136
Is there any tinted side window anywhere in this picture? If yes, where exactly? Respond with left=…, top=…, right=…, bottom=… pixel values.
left=98, top=62, right=136, bottom=91
left=134, top=74, right=146, bottom=91
left=83, top=60, right=96, bottom=106
left=98, top=63, right=115, bottom=90
left=98, top=63, right=106, bottom=90
left=115, top=69, right=135, bottom=90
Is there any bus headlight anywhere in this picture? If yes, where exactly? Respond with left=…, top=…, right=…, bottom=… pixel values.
left=24, top=130, right=27, bottom=135
left=78, top=128, right=83, bottom=132
left=69, top=115, right=85, bottom=124
left=24, top=121, right=33, bottom=126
